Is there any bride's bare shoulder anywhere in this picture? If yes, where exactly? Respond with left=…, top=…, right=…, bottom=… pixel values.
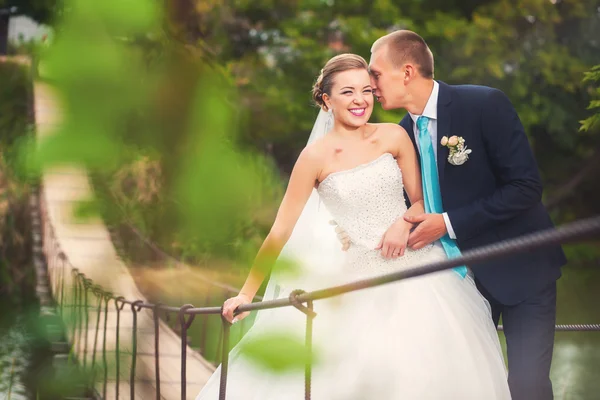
left=297, top=139, right=328, bottom=166
left=368, top=123, right=410, bottom=151
left=369, top=123, right=408, bottom=137
left=363, top=123, right=412, bottom=159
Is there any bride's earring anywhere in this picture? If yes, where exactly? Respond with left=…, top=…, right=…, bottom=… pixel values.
left=325, top=110, right=333, bottom=133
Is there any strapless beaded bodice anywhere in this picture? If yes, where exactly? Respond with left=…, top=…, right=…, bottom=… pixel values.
left=317, top=153, right=406, bottom=249
left=317, top=153, right=442, bottom=274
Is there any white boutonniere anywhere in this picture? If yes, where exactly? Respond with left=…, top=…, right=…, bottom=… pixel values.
left=440, top=135, right=472, bottom=166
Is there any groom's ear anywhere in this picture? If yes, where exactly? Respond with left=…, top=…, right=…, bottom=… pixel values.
left=403, top=63, right=418, bottom=82
left=409, top=64, right=423, bottom=79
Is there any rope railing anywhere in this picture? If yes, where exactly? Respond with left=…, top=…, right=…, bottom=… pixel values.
left=120, top=221, right=251, bottom=300
left=32, top=184, right=600, bottom=400
left=96, top=177, right=256, bottom=301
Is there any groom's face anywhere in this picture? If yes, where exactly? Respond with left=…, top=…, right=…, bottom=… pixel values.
left=369, top=46, right=407, bottom=110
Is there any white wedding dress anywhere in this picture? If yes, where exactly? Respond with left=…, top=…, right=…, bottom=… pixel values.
left=196, top=152, right=511, bottom=399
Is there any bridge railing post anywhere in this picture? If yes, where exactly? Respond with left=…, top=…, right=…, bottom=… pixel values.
left=90, top=285, right=103, bottom=386
left=114, top=297, right=126, bottom=399
left=218, top=313, right=231, bottom=400
left=288, top=290, right=317, bottom=400
left=179, top=304, right=196, bottom=400
left=69, top=269, right=79, bottom=364
left=153, top=303, right=165, bottom=400
left=83, top=278, right=91, bottom=369
left=130, top=300, right=144, bottom=399
left=101, top=292, right=111, bottom=399
left=58, top=252, right=67, bottom=318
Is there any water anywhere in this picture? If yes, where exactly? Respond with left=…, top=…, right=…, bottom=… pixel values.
left=552, top=266, right=600, bottom=399
left=497, top=266, right=600, bottom=399
left=552, top=336, right=600, bottom=399
left=497, top=332, right=600, bottom=399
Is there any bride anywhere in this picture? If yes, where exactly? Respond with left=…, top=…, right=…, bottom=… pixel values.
left=196, top=54, right=511, bottom=399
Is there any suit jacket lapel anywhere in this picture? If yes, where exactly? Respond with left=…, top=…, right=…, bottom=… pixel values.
left=436, top=81, right=452, bottom=184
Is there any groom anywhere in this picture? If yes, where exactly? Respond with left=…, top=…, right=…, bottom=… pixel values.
left=339, top=30, right=566, bottom=400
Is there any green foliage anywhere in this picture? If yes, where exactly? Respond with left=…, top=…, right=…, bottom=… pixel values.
left=239, top=331, right=316, bottom=372
left=0, top=60, right=34, bottom=300
left=29, top=0, right=283, bottom=267
left=426, top=0, right=595, bottom=142
left=171, top=0, right=599, bottom=185
left=49, top=0, right=597, bottom=267
left=580, top=64, right=600, bottom=132
left=0, top=62, right=31, bottom=151
left=563, top=242, right=600, bottom=265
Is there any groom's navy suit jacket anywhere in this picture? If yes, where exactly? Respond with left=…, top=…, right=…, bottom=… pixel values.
left=400, top=81, right=566, bottom=305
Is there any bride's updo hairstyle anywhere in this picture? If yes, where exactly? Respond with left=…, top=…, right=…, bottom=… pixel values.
left=312, top=53, right=369, bottom=111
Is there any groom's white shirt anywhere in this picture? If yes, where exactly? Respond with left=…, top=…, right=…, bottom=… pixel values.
left=408, top=81, right=458, bottom=240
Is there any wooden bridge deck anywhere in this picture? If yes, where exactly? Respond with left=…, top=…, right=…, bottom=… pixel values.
left=34, top=82, right=215, bottom=399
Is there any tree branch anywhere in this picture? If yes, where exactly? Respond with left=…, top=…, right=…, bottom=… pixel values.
left=545, top=147, right=600, bottom=211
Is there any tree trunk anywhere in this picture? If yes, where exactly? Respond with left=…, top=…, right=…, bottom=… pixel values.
left=0, top=14, right=8, bottom=56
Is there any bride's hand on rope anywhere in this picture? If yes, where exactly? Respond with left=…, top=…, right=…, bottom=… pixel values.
left=222, top=293, right=252, bottom=324
left=376, top=219, right=411, bottom=259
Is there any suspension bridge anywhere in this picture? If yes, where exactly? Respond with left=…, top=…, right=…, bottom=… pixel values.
left=31, top=80, right=600, bottom=400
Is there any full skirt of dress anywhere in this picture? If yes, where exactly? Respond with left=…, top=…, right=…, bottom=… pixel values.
left=196, top=245, right=511, bottom=400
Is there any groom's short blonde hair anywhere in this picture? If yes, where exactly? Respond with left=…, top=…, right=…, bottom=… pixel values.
left=371, top=30, right=434, bottom=79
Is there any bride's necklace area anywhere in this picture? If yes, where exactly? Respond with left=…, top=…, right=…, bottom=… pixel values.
left=330, top=124, right=380, bottom=154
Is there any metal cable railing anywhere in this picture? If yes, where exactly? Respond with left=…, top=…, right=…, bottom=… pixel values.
left=32, top=185, right=600, bottom=400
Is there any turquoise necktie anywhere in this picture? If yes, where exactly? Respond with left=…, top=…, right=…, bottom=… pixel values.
left=416, top=116, right=467, bottom=279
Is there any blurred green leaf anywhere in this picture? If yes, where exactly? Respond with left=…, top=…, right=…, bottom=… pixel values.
left=240, top=331, right=316, bottom=372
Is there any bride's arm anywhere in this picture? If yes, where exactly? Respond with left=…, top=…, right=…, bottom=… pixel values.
left=393, top=127, right=425, bottom=222
left=376, top=124, right=424, bottom=259
left=222, top=147, right=322, bottom=323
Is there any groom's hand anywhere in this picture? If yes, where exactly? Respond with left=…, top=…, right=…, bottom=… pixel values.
left=405, top=213, right=447, bottom=249
left=330, top=220, right=351, bottom=251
